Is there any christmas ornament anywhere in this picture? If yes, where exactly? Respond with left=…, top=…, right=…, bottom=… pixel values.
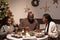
left=6, top=10, right=11, bottom=14
left=53, top=0, right=59, bottom=8
left=53, top=0, right=58, bottom=4
left=40, top=0, right=50, bottom=12
left=31, top=0, right=40, bottom=7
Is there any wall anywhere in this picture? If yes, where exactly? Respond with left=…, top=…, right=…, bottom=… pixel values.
left=7, top=0, right=60, bottom=24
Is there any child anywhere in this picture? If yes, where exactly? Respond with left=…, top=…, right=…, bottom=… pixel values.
left=0, top=17, right=14, bottom=39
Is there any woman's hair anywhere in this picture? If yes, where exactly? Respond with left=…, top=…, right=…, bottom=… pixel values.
left=43, top=13, right=53, bottom=22
left=2, top=16, right=11, bottom=25
left=43, top=13, right=54, bottom=32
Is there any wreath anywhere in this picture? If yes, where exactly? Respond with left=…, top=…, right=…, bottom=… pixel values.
left=31, top=0, right=40, bottom=7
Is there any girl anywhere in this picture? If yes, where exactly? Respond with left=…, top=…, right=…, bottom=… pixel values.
left=0, top=16, right=14, bottom=39
left=42, top=13, right=58, bottom=40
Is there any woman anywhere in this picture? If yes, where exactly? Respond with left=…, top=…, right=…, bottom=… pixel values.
left=42, top=13, right=58, bottom=40
left=0, top=16, right=14, bottom=38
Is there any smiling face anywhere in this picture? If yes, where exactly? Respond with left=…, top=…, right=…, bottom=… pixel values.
left=42, top=16, right=48, bottom=23
left=7, top=18, right=12, bottom=25
left=28, top=13, right=34, bottom=21
left=42, top=14, right=53, bottom=24
left=28, top=12, right=34, bottom=23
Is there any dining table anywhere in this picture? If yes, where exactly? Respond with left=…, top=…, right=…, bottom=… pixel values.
left=7, top=33, right=48, bottom=40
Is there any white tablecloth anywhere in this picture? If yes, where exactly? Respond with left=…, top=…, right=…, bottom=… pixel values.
left=7, top=34, right=48, bottom=40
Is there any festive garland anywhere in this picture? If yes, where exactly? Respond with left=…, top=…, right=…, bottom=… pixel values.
left=31, top=0, right=40, bottom=7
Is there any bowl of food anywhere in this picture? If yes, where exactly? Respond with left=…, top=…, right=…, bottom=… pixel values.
left=12, top=32, right=22, bottom=38
left=35, top=32, right=45, bottom=38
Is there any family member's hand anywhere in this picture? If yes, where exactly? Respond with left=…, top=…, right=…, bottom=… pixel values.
left=8, top=29, right=13, bottom=33
left=34, top=29, right=40, bottom=32
left=25, top=26, right=30, bottom=32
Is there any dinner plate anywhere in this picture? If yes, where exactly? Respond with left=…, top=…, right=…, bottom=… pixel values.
left=7, top=34, right=48, bottom=40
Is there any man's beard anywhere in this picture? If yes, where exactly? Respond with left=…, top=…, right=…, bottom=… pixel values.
left=28, top=19, right=34, bottom=23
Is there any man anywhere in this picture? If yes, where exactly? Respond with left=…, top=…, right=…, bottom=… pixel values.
left=42, top=13, right=58, bottom=40
left=19, top=12, right=39, bottom=31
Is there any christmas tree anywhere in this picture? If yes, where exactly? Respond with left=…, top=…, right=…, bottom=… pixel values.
left=0, top=0, right=13, bottom=20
